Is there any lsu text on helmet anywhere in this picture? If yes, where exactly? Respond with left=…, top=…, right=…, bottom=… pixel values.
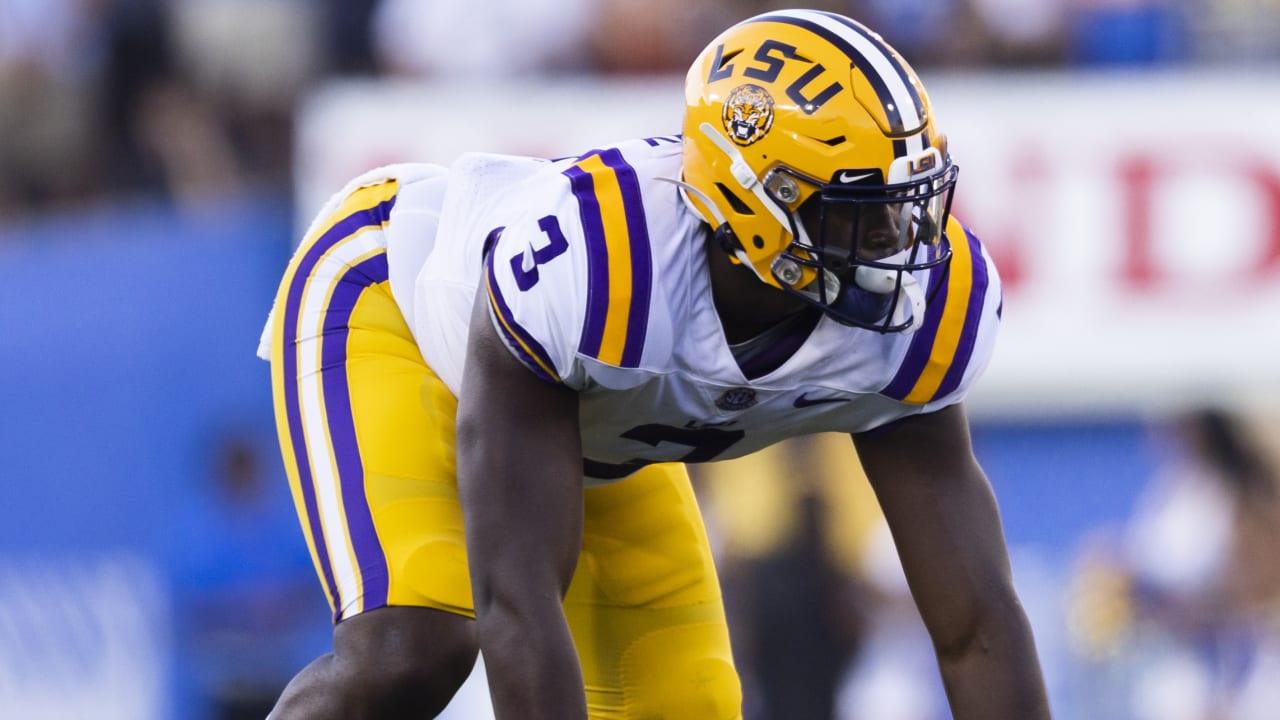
left=680, top=9, right=959, bottom=333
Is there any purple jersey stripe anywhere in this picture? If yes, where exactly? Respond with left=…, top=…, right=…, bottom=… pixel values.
left=641, top=135, right=681, bottom=147
left=932, top=228, right=991, bottom=399
left=881, top=261, right=952, bottom=400
left=564, top=162, right=610, bottom=357
left=486, top=252, right=560, bottom=384
left=320, top=253, right=391, bottom=613
left=598, top=148, right=653, bottom=368
left=280, top=195, right=396, bottom=620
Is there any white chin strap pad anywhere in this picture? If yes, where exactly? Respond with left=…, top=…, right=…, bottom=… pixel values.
left=894, top=272, right=926, bottom=334
left=853, top=263, right=926, bottom=334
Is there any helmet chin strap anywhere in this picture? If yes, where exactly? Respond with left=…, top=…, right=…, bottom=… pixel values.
left=849, top=249, right=927, bottom=333
left=862, top=267, right=926, bottom=333
left=802, top=252, right=926, bottom=333
left=659, top=175, right=726, bottom=225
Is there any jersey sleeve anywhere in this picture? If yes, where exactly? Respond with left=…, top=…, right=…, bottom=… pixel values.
left=877, top=218, right=1003, bottom=411
left=482, top=148, right=657, bottom=390
left=484, top=215, right=583, bottom=387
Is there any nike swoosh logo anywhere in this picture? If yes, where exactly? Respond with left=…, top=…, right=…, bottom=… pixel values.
left=837, top=171, right=874, bottom=184
left=793, top=393, right=851, bottom=408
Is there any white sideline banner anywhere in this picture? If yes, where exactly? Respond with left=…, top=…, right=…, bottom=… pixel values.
left=294, top=73, right=1280, bottom=417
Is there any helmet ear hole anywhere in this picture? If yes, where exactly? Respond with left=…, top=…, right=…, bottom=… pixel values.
left=714, top=183, right=754, bottom=215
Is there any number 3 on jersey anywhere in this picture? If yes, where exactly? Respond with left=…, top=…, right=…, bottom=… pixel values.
left=511, top=215, right=569, bottom=291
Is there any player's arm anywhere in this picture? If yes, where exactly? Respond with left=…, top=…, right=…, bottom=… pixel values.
left=455, top=286, right=588, bottom=720
left=851, top=403, right=1051, bottom=719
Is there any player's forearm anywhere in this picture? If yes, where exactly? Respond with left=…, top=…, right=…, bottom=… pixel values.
left=475, top=596, right=588, bottom=720
left=935, top=604, right=1051, bottom=719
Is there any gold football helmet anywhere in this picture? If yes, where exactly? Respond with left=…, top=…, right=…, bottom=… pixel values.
left=680, top=9, right=958, bottom=332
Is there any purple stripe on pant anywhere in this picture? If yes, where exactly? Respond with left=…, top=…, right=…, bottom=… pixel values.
left=320, top=253, right=392, bottom=616
left=280, top=196, right=395, bottom=621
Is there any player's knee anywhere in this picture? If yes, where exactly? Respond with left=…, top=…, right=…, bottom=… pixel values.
left=627, top=655, right=741, bottom=719
left=332, top=607, right=477, bottom=714
left=669, top=656, right=743, bottom=720
left=620, top=622, right=743, bottom=719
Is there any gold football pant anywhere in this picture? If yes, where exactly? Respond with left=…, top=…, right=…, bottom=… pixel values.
left=267, top=177, right=742, bottom=719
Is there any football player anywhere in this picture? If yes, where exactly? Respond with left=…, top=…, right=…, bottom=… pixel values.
left=260, top=8, right=1051, bottom=720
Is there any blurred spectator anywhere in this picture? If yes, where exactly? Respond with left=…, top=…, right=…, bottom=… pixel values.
left=729, top=489, right=867, bottom=720
left=370, top=0, right=595, bottom=77
left=170, top=429, right=327, bottom=720
left=585, top=0, right=727, bottom=74
left=0, top=0, right=103, bottom=213
left=696, top=434, right=880, bottom=720
left=967, top=0, right=1070, bottom=66
left=318, top=0, right=380, bottom=76
left=1066, top=408, right=1280, bottom=720
left=2, top=0, right=328, bottom=218
left=859, top=0, right=989, bottom=67
left=97, top=0, right=222, bottom=204
left=835, top=519, right=948, bottom=720
left=586, top=0, right=1066, bottom=76
left=365, top=0, right=878, bottom=79
left=1127, top=409, right=1280, bottom=634
left=165, top=0, right=324, bottom=194
left=1191, top=0, right=1280, bottom=63
left=1064, top=0, right=1190, bottom=66
left=583, top=0, right=852, bottom=74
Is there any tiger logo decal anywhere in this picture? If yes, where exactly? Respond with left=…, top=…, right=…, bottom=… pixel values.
left=722, top=84, right=774, bottom=146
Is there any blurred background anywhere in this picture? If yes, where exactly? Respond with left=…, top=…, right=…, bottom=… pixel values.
left=2, top=0, right=1279, bottom=718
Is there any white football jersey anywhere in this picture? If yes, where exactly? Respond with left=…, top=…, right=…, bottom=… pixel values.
left=384, top=137, right=1002, bottom=483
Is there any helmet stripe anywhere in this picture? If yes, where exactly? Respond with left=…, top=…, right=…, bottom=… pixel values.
left=814, top=11, right=928, bottom=126
left=746, top=10, right=926, bottom=153
left=814, top=11, right=936, bottom=157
